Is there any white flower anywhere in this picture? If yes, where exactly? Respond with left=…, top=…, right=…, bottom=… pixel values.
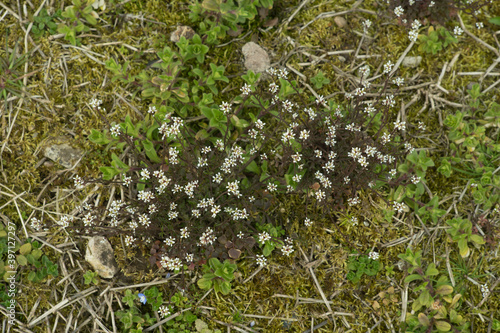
left=476, top=22, right=484, bottom=29
left=213, top=172, right=223, bottom=184
left=368, top=251, right=379, bottom=260
left=141, top=168, right=150, bottom=180
left=411, top=20, right=421, bottom=31
left=299, top=129, right=310, bottom=140
left=219, top=101, right=231, bottom=114
left=110, top=124, right=121, bottom=137
left=241, top=83, right=252, bottom=96
left=480, top=284, right=489, bottom=298
left=165, top=236, right=175, bottom=246
left=304, top=217, right=313, bottom=227
left=267, top=183, right=278, bottom=192
left=256, top=254, right=267, bottom=267
left=281, top=244, right=294, bottom=256
left=362, top=19, right=372, bottom=31
left=383, top=61, right=394, bottom=74
left=394, top=6, right=404, bottom=17
left=73, top=175, right=85, bottom=189
left=148, top=105, right=157, bottom=114
left=408, top=29, right=419, bottom=42
left=394, top=120, right=406, bottom=131
left=258, top=232, right=271, bottom=244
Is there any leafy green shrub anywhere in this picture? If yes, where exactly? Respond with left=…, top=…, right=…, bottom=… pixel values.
left=57, top=0, right=99, bottom=46
left=346, top=252, right=381, bottom=283
left=445, top=218, right=485, bottom=258
left=399, top=248, right=470, bottom=333
left=438, top=84, right=500, bottom=209
left=29, top=8, right=63, bottom=39
left=418, top=26, right=457, bottom=55
left=0, top=234, right=58, bottom=284
left=188, top=0, right=274, bottom=44
left=197, top=258, right=237, bottom=295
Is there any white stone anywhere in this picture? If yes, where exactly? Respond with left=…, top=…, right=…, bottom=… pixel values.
left=242, top=42, right=270, bottom=74
left=85, top=236, right=119, bottom=279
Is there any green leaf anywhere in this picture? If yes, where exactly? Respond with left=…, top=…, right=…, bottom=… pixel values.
left=111, top=153, right=130, bottom=172
left=219, top=281, right=231, bottom=295
left=197, top=278, right=212, bottom=290
left=16, top=254, right=28, bottom=266
left=425, top=263, right=439, bottom=276
left=435, top=285, right=454, bottom=295
left=404, top=274, right=422, bottom=283
left=470, top=234, right=485, bottom=245
left=435, top=320, right=451, bottom=332
left=141, top=139, right=161, bottom=163
left=19, top=243, right=32, bottom=255
left=100, top=166, right=120, bottom=180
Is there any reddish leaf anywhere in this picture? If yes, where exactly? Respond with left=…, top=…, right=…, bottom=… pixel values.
left=263, top=17, right=278, bottom=27
left=229, top=248, right=241, bottom=259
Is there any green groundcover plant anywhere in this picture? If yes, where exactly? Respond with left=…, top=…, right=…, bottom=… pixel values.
left=49, top=46, right=425, bottom=284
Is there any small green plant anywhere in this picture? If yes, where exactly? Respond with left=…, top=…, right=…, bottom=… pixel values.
left=438, top=83, right=500, bottom=209
left=309, top=70, right=331, bottom=90
left=399, top=248, right=469, bottom=333
left=195, top=319, right=222, bottom=333
left=4, top=238, right=59, bottom=283
left=57, top=0, right=99, bottom=46
left=197, top=258, right=237, bottom=295
left=346, top=252, right=381, bottom=284
left=115, top=289, right=156, bottom=332
left=255, top=222, right=285, bottom=256
left=29, top=8, right=63, bottom=39
left=418, top=26, right=457, bottom=55
left=83, top=270, right=100, bottom=285
left=188, top=0, right=274, bottom=44
left=0, top=36, right=34, bottom=107
left=165, top=310, right=198, bottom=333
left=445, top=218, right=485, bottom=258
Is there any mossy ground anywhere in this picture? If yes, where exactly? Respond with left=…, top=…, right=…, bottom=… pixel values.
left=0, top=0, right=499, bottom=332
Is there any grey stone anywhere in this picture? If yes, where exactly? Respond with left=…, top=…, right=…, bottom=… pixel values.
left=242, top=42, right=270, bottom=74
left=44, top=142, right=83, bottom=168
left=402, top=56, right=422, bottom=68
left=85, top=236, right=119, bottom=279
left=170, top=26, right=196, bottom=43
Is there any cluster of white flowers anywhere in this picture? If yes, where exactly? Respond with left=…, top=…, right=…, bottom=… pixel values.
left=30, top=217, right=43, bottom=231
left=219, top=101, right=231, bottom=114
left=241, top=83, right=252, bottom=95
left=141, top=168, right=150, bottom=180
left=362, top=19, right=372, bottom=32
left=73, top=175, right=85, bottom=189
left=138, top=190, right=155, bottom=203
left=226, top=180, right=242, bottom=198
left=184, top=180, right=199, bottom=199
left=411, top=175, right=421, bottom=184
left=147, top=105, right=157, bottom=114
left=224, top=207, right=249, bottom=221
left=392, top=77, right=404, bottom=86
left=394, top=6, right=404, bottom=17
left=393, top=201, right=406, bottom=214
left=125, top=235, right=136, bottom=247
left=160, top=255, right=182, bottom=271
left=158, top=115, right=184, bottom=140
left=138, top=213, right=151, bottom=227
left=89, top=98, right=103, bottom=109
left=198, top=227, right=217, bottom=246
left=304, top=217, right=313, bottom=227
left=368, top=251, right=380, bottom=260
left=158, top=305, right=170, bottom=318
left=480, top=284, right=489, bottom=298
left=383, top=61, right=394, bottom=74
left=221, top=144, right=245, bottom=174
left=394, top=120, right=406, bottom=131
left=165, top=236, right=175, bottom=246
left=258, top=231, right=271, bottom=244
left=408, top=19, right=422, bottom=42
left=82, top=212, right=95, bottom=227
left=348, top=196, right=360, bottom=206
left=122, top=175, right=132, bottom=186
left=454, top=26, right=464, bottom=37
left=256, top=254, right=267, bottom=267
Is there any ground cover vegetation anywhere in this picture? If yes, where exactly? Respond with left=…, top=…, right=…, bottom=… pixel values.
left=0, top=0, right=499, bottom=332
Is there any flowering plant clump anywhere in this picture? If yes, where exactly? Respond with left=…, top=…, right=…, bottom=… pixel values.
left=59, top=54, right=421, bottom=275
left=386, top=0, right=491, bottom=30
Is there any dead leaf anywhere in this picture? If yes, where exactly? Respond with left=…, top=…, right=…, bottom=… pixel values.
left=310, top=182, right=320, bottom=191
left=372, top=300, right=380, bottom=310
left=263, top=17, right=278, bottom=27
